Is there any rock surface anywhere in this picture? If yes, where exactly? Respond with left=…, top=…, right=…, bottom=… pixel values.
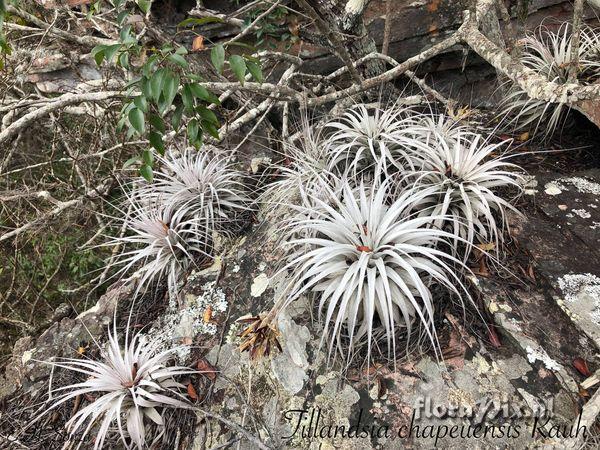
left=3, top=165, right=600, bottom=448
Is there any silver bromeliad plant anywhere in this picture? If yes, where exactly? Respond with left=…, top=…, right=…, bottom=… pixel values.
left=104, top=197, right=209, bottom=295
left=135, top=150, right=251, bottom=234
left=402, top=129, right=524, bottom=258
left=104, top=150, right=249, bottom=295
left=324, top=103, right=422, bottom=175
left=273, top=174, right=470, bottom=364
left=499, top=23, right=600, bottom=139
left=37, top=325, right=196, bottom=449
left=261, top=114, right=337, bottom=208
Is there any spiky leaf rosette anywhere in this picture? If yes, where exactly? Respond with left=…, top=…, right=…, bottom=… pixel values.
left=409, top=112, right=477, bottom=151
left=135, top=149, right=251, bottom=235
left=261, top=116, right=337, bottom=208
left=324, top=104, right=422, bottom=176
left=38, top=327, right=196, bottom=450
left=279, top=176, right=469, bottom=364
left=498, top=23, right=600, bottom=139
left=403, top=132, right=524, bottom=256
left=104, top=196, right=210, bottom=294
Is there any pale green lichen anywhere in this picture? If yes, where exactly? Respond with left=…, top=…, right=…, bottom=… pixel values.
left=142, top=281, right=227, bottom=362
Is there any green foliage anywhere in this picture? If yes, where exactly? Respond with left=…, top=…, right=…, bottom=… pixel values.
left=211, top=44, right=225, bottom=74
left=87, top=2, right=268, bottom=180
left=136, top=0, right=151, bottom=14
left=178, top=16, right=224, bottom=27
left=0, top=0, right=13, bottom=67
left=246, top=58, right=263, bottom=83
left=229, top=54, right=246, bottom=84
left=2, top=232, right=105, bottom=303
left=246, top=5, right=298, bottom=49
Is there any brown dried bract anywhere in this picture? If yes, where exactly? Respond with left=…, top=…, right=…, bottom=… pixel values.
left=237, top=316, right=282, bottom=360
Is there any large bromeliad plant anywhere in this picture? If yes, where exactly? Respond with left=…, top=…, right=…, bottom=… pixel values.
left=247, top=103, right=524, bottom=364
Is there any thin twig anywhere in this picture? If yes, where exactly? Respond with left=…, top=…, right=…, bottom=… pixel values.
left=224, top=1, right=282, bottom=47
left=198, top=409, right=273, bottom=450
left=568, top=0, right=585, bottom=82
left=6, top=5, right=116, bottom=47
left=382, top=0, right=393, bottom=56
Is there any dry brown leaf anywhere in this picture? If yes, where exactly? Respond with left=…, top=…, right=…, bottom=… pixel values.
left=203, top=305, right=213, bottom=323
left=471, top=257, right=490, bottom=277
left=488, top=326, right=502, bottom=348
left=527, top=264, right=536, bottom=282
left=476, top=243, right=495, bottom=252
left=192, top=36, right=205, bottom=52
left=573, top=358, right=592, bottom=377
left=238, top=316, right=282, bottom=360
left=187, top=382, right=198, bottom=401
left=197, top=358, right=217, bottom=381
left=288, top=16, right=300, bottom=36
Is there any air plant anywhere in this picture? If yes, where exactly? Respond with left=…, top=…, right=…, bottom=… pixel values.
left=401, top=131, right=524, bottom=257
left=260, top=114, right=337, bottom=208
left=275, top=175, right=469, bottom=364
left=103, top=150, right=250, bottom=294
left=324, top=103, right=422, bottom=175
left=498, top=23, right=600, bottom=139
left=409, top=112, right=476, bottom=152
left=103, top=196, right=210, bottom=295
left=135, top=149, right=251, bottom=235
left=38, top=326, right=196, bottom=450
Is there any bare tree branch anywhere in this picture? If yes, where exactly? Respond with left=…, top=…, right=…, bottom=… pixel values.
left=6, top=5, right=116, bottom=47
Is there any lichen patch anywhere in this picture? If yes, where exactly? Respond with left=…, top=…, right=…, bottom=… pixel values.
left=557, top=177, right=600, bottom=195
left=525, top=346, right=561, bottom=371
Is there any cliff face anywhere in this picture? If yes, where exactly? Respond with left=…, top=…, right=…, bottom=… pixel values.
left=297, top=1, right=600, bottom=103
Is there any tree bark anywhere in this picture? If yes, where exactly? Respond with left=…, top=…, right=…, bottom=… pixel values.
left=306, top=0, right=386, bottom=79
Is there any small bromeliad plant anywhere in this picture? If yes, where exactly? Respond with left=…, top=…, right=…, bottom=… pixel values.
left=401, top=130, right=524, bottom=258
left=103, top=149, right=250, bottom=295
left=135, top=149, right=251, bottom=235
left=324, top=103, right=422, bottom=176
left=37, top=326, right=197, bottom=449
left=103, top=195, right=209, bottom=296
left=261, top=114, right=336, bottom=208
left=499, top=22, right=600, bottom=139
